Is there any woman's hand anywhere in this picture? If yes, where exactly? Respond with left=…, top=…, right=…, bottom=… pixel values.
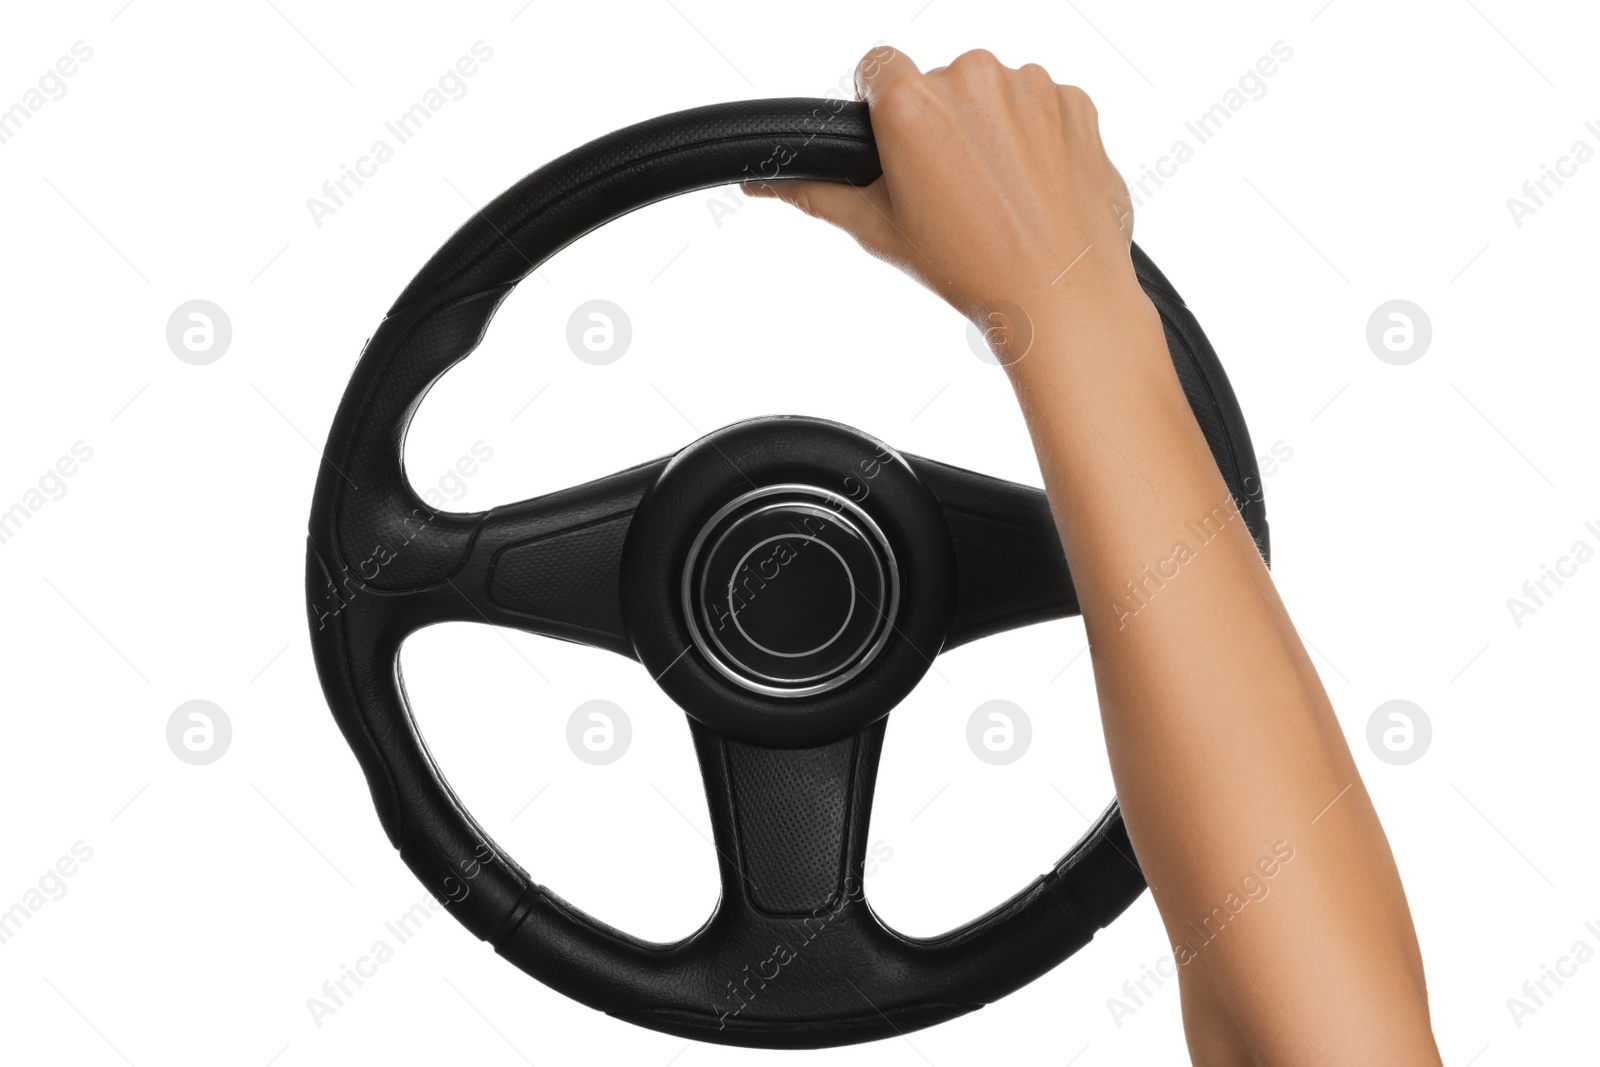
left=744, top=47, right=1140, bottom=329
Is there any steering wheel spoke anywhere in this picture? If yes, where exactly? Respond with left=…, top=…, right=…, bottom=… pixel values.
left=311, top=459, right=666, bottom=658
left=690, top=719, right=885, bottom=921
left=439, top=459, right=666, bottom=656
left=904, top=455, right=1080, bottom=649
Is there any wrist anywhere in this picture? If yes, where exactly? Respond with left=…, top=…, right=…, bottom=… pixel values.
left=997, top=275, right=1168, bottom=387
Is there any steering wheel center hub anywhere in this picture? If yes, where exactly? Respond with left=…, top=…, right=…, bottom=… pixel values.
left=683, top=485, right=898, bottom=698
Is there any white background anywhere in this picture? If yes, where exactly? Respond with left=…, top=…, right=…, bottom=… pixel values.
left=1, top=1, right=1596, bottom=1064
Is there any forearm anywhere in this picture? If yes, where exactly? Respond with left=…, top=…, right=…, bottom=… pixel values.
left=1006, top=279, right=1441, bottom=1064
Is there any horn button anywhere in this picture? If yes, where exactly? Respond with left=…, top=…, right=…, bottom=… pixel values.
left=682, top=485, right=899, bottom=698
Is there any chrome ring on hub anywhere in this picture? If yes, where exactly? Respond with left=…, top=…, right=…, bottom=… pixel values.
left=680, top=483, right=901, bottom=698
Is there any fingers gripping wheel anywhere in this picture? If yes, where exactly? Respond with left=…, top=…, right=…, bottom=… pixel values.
left=305, top=98, right=1270, bottom=1050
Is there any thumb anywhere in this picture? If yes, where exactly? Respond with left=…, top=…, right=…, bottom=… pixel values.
left=741, top=177, right=895, bottom=251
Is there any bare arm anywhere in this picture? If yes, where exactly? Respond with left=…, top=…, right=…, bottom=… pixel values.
left=746, top=46, right=1442, bottom=1065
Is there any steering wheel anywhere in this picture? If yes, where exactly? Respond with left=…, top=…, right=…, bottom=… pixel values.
left=306, top=98, right=1270, bottom=1050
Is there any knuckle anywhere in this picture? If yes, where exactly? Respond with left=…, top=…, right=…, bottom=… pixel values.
left=1059, top=83, right=1098, bottom=114
left=1015, top=63, right=1059, bottom=105
left=1018, top=62, right=1054, bottom=86
left=873, top=75, right=929, bottom=122
left=950, top=48, right=1003, bottom=79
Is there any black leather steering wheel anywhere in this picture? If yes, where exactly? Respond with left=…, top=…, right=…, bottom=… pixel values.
left=305, top=98, right=1270, bottom=1050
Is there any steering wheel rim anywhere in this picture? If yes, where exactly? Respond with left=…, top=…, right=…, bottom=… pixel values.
left=305, top=97, right=1270, bottom=1049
